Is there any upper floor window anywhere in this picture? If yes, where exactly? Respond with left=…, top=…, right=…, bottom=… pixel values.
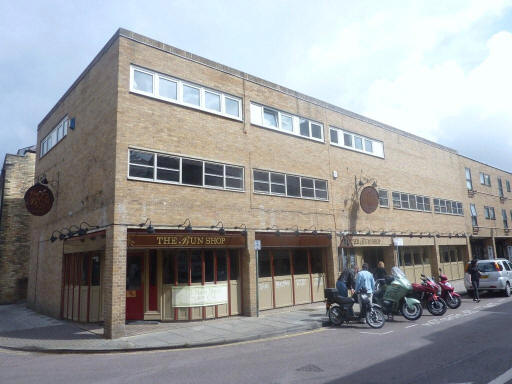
left=40, top=116, right=68, bottom=157
left=506, top=180, right=511, bottom=193
left=250, top=103, right=324, bottom=142
left=128, top=149, right=244, bottom=192
left=433, top=198, right=463, bottom=216
left=378, top=189, right=389, bottom=207
left=480, top=172, right=491, bottom=186
left=329, top=127, right=384, bottom=158
left=484, top=206, right=496, bottom=220
left=470, top=204, right=478, bottom=227
left=130, top=65, right=242, bottom=120
left=498, top=177, right=504, bottom=197
left=502, top=209, right=508, bottom=229
left=465, top=168, right=473, bottom=190
left=253, top=169, right=328, bottom=201
left=392, top=191, right=431, bottom=212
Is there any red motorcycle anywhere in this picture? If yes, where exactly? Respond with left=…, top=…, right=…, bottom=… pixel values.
left=438, top=268, right=462, bottom=309
left=412, top=274, right=448, bottom=316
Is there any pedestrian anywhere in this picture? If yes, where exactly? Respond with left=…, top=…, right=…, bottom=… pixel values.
left=468, top=259, right=481, bottom=302
left=355, top=263, right=375, bottom=301
left=374, top=261, right=386, bottom=280
left=336, top=264, right=355, bottom=297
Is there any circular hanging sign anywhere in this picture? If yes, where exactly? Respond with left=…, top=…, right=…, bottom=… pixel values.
left=360, top=186, right=379, bottom=214
left=24, top=184, right=54, bottom=216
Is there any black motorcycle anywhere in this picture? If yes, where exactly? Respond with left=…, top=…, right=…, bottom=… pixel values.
left=324, top=288, right=386, bottom=329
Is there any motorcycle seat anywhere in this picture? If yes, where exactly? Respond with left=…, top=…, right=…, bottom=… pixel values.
left=334, top=295, right=355, bottom=304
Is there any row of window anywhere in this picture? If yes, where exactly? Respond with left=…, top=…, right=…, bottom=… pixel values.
left=378, top=190, right=463, bottom=216
left=130, top=66, right=242, bottom=120
left=253, top=170, right=328, bottom=201
left=465, top=168, right=511, bottom=196
left=40, top=116, right=68, bottom=157
left=469, top=204, right=512, bottom=228
left=329, top=127, right=384, bottom=158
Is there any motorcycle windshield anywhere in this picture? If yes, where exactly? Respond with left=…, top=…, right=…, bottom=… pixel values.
left=391, top=267, right=412, bottom=290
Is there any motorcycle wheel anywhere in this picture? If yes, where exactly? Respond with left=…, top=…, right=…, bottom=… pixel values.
left=445, top=294, right=461, bottom=309
left=401, top=302, right=423, bottom=321
left=427, top=298, right=447, bottom=316
left=328, top=305, right=343, bottom=326
left=366, top=308, right=385, bottom=329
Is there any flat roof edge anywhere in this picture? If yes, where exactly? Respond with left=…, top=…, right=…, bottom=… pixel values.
left=118, top=29, right=457, bottom=155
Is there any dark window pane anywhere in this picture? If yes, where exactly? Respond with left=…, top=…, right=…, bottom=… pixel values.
left=254, top=170, right=269, bottom=182
left=310, top=249, right=323, bottom=273
left=258, top=250, right=271, bottom=277
left=130, top=150, right=154, bottom=166
left=414, top=253, right=422, bottom=265
left=302, top=188, right=314, bottom=198
left=354, top=136, right=363, bottom=150
left=286, top=175, right=300, bottom=197
left=424, top=198, right=431, bottom=210
left=226, top=166, right=243, bottom=178
left=271, top=183, right=285, bottom=194
left=300, top=119, right=309, bottom=136
left=344, top=133, right=352, bottom=147
left=130, top=165, right=153, bottom=179
left=293, top=250, right=308, bottom=274
left=301, top=178, right=313, bottom=188
left=271, top=173, right=285, bottom=184
left=177, top=251, right=188, bottom=284
left=205, top=175, right=223, bottom=187
left=263, top=108, right=278, bottom=127
left=157, top=155, right=179, bottom=169
left=91, top=255, right=100, bottom=286
left=191, top=251, right=202, bottom=283
left=204, top=251, right=214, bottom=282
left=163, top=251, right=175, bottom=284
left=254, top=181, right=269, bottom=192
left=315, top=180, right=327, bottom=190
left=182, top=159, right=203, bottom=186
left=226, top=178, right=243, bottom=189
left=330, top=129, right=338, bottom=143
left=81, top=255, right=89, bottom=285
left=229, top=250, right=239, bottom=280
left=423, top=254, right=430, bottom=264
left=205, top=162, right=223, bottom=175
left=311, top=123, right=322, bottom=139
left=404, top=252, right=412, bottom=266
left=409, top=195, right=417, bottom=210
left=316, top=190, right=328, bottom=200
left=217, top=251, right=227, bottom=281
left=273, top=250, right=291, bottom=276
left=157, top=169, right=179, bottom=182
left=126, top=255, right=142, bottom=290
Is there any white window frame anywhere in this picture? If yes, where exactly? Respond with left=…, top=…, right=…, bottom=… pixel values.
left=127, top=148, right=245, bottom=193
left=249, top=102, right=324, bottom=143
left=329, top=126, right=384, bottom=158
left=392, top=191, right=431, bottom=212
left=129, top=65, right=243, bottom=121
left=480, top=172, right=491, bottom=186
left=252, top=169, right=328, bottom=201
left=40, top=116, right=69, bottom=157
left=378, top=189, right=389, bottom=208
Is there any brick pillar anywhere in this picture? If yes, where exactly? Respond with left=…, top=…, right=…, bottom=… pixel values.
left=491, top=236, right=498, bottom=260
left=103, top=225, right=126, bottom=339
left=242, top=230, right=257, bottom=316
left=465, top=235, right=473, bottom=263
left=326, top=234, right=338, bottom=288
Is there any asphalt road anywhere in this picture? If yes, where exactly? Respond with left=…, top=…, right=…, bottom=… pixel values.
left=2, top=295, right=512, bottom=384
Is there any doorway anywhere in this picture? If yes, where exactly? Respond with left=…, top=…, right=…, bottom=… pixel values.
left=126, top=253, right=144, bottom=320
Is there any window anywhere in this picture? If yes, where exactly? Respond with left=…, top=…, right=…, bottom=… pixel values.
left=484, top=206, right=496, bottom=220
left=128, top=149, right=244, bottom=192
left=378, top=190, right=389, bottom=207
left=506, top=180, right=511, bottom=193
left=392, top=191, right=431, bottom=212
left=130, top=65, right=242, bottom=120
left=329, top=126, right=384, bottom=158
left=253, top=169, right=328, bottom=201
left=480, top=172, right=491, bottom=186
left=250, top=102, right=324, bottom=142
left=498, top=177, right=504, bottom=197
left=503, top=209, right=508, bottom=229
left=470, top=204, right=478, bottom=227
left=40, top=116, right=69, bottom=157
left=433, top=198, right=464, bottom=216
left=465, top=168, right=473, bottom=190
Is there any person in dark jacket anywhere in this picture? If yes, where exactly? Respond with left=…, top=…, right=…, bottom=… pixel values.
left=336, top=265, right=355, bottom=297
left=468, top=259, right=481, bottom=302
left=374, top=261, right=387, bottom=280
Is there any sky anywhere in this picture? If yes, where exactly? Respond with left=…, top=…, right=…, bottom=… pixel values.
left=1, top=0, right=511, bottom=171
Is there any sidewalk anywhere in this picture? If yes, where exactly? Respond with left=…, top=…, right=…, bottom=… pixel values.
left=0, top=280, right=467, bottom=354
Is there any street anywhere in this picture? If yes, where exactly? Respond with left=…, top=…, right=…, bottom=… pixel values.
left=1, top=295, right=512, bottom=384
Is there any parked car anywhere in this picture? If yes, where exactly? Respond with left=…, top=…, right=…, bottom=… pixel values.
left=464, top=259, right=512, bottom=297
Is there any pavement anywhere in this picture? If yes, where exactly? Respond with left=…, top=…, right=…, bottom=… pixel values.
left=0, top=279, right=467, bottom=354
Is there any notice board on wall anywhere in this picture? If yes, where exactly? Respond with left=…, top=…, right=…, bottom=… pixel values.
left=172, top=283, right=228, bottom=307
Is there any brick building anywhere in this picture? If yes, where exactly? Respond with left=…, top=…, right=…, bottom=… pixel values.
left=28, top=29, right=512, bottom=338
left=0, top=146, right=36, bottom=303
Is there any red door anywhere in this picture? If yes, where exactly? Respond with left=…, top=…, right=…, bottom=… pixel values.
left=126, top=253, right=144, bottom=320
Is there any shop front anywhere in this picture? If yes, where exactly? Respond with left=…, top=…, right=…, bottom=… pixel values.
left=126, top=230, right=246, bottom=321
left=438, top=237, right=468, bottom=280
left=339, top=235, right=395, bottom=275
left=495, top=237, right=512, bottom=261
left=256, top=233, right=329, bottom=310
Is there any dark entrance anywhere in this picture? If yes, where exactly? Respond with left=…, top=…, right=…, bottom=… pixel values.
left=126, top=252, right=144, bottom=320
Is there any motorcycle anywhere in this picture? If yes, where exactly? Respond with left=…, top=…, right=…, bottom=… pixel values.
left=373, top=267, right=423, bottom=321
left=411, top=274, right=448, bottom=316
left=324, top=288, right=386, bottom=329
left=438, top=268, right=462, bottom=309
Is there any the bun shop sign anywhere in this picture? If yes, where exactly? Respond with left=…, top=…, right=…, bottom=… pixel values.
left=127, top=231, right=246, bottom=249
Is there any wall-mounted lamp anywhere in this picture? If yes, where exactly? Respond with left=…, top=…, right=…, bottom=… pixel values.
left=178, top=218, right=192, bottom=232
left=50, top=230, right=63, bottom=243
left=234, top=224, right=247, bottom=235
left=139, top=218, right=155, bottom=234
left=211, top=221, right=225, bottom=235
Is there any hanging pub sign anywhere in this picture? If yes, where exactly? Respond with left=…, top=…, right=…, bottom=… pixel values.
left=360, top=186, right=379, bottom=214
left=24, top=183, right=54, bottom=216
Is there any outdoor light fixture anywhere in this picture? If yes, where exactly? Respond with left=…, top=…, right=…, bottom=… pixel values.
left=139, top=218, right=155, bottom=234
left=211, top=221, right=225, bottom=235
left=59, top=228, right=71, bottom=240
left=78, top=221, right=100, bottom=236
left=291, top=225, right=300, bottom=236
left=409, top=232, right=413, bottom=238
left=68, top=225, right=80, bottom=237
left=50, top=230, right=63, bottom=243
left=178, top=218, right=192, bottom=232
left=234, top=224, right=247, bottom=235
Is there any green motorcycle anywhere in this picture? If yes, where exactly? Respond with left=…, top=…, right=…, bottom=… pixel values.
left=373, top=267, right=423, bottom=321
